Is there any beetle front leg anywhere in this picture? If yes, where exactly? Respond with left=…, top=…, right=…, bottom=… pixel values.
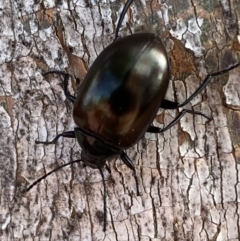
left=36, top=131, right=75, bottom=144
left=43, top=71, right=76, bottom=103
left=147, top=109, right=211, bottom=133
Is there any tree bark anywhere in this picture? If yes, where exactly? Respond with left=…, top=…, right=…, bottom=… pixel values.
left=1, top=0, right=240, bottom=240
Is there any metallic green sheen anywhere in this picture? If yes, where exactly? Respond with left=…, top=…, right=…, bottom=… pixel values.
left=73, top=33, right=170, bottom=149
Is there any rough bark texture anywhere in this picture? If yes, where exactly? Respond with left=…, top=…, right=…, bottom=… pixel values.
left=1, top=0, right=240, bottom=240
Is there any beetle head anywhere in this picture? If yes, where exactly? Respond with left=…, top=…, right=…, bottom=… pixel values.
left=74, top=128, right=122, bottom=168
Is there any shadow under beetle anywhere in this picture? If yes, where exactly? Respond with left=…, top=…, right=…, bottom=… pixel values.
left=26, top=0, right=240, bottom=231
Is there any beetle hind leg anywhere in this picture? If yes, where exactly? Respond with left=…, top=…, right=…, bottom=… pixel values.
left=151, top=62, right=240, bottom=133
left=43, top=71, right=76, bottom=103
left=176, top=62, right=240, bottom=108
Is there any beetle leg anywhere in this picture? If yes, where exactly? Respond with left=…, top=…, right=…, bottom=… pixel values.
left=105, top=163, right=111, bottom=174
left=114, top=0, right=135, bottom=40
left=162, top=63, right=240, bottom=109
left=147, top=109, right=212, bottom=133
left=160, top=99, right=179, bottom=109
left=177, top=62, right=240, bottom=108
left=153, top=63, right=240, bottom=133
left=43, top=71, right=76, bottom=103
left=121, top=152, right=140, bottom=196
left=99, top=168, right=107, bottom=232
left=35, top=131, right=75, bottom=144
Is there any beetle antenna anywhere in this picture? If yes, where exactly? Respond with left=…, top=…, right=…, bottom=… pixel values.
left=115, top=0, right=135, bottom=40
left=25, top=159, right=82, bottom=192
left=99, top=168, right=107, bottom=232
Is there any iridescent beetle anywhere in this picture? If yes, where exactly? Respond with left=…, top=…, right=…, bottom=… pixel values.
left=27, top=0, right=240, bottom=231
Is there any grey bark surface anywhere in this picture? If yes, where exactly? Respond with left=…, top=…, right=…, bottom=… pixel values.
left=1, top=0, right=240, bottom=240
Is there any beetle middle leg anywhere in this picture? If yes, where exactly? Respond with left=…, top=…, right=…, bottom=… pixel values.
left=43, top=71, right=76, bottom=103
left=147, top=109, right=211, bottom=133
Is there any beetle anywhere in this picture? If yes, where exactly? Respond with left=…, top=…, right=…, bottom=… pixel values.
left=26, top=0, right=240, bottom=231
